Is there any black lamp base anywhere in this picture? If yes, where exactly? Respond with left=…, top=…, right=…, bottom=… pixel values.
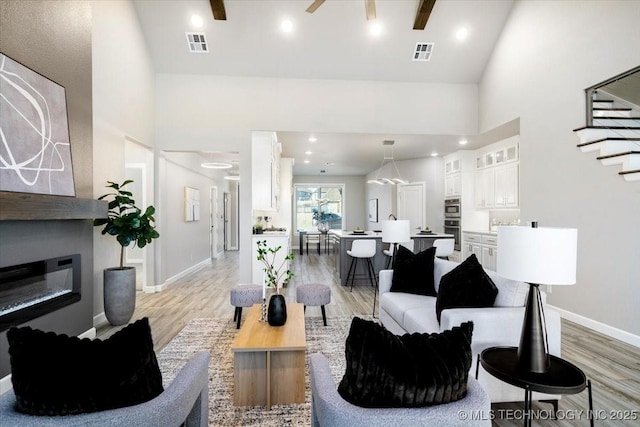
left=518, top=283, right=550, bottom=374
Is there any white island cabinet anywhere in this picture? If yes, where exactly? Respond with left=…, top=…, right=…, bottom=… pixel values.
left=252, top=234, right=291, bottom=287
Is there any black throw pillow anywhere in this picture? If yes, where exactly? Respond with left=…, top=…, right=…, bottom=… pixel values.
left=390, top=245, right=437, bottom=296
left=436, top=254, right=499, bottom=323
left=337, top=317, right=473, bottom=408
left=7, top=317, right=163, bottom=416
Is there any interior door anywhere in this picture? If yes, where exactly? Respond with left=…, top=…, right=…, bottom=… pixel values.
left=397, top=183, right=425, bottom=233
left=223, top=192, right=230, bottom=251
left=210, top=186, right=218, bottom=259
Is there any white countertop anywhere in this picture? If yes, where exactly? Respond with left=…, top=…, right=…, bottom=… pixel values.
left=463, top=230, right=497, bottom=235
left=328, top=230, right=453, bottom=239
left=252, top=231, right=289, bottom=237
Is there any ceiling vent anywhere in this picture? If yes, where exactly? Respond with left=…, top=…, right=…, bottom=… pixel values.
left=413, top=42, right=434, bottom=61
left=186, top=32, right=208, bottom=53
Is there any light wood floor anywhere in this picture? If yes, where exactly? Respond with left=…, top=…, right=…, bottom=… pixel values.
left=97, top=251, right=640, bottom=426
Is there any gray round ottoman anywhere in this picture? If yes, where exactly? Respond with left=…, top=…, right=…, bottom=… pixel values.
left=230, top=284, right=262, bottom=329
left=296, top=283, right=331, bottom=326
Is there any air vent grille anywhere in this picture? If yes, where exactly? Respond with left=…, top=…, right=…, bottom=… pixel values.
left=413, top=43, right=434, bottom=61
left=186, top=32, right=208, bottom=53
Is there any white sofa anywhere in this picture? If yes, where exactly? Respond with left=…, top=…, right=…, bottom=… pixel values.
left=379, top=257, right=561, bottom=404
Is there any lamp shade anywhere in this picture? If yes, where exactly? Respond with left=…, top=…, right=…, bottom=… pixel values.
left=497, top=225, right=577, bottom=285
left=381, top=220, right=411, bottom=243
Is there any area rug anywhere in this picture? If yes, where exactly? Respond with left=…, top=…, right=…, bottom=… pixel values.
left=156, top=315, right=374, bottom=426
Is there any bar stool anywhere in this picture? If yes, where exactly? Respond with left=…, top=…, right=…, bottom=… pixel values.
left=345, top=239, right=378, bottom=292
left=433, top=238, right=455, bottom=260
left=383, top=240, right=415, bottom=269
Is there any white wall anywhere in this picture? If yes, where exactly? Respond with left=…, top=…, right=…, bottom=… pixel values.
left=366, top=157, right=445, bottom=232
left=156, top=74, right=478, bottom=282
left=480, top=1, right=640, bottom=337
left=92, top=0, right=156, bottom=320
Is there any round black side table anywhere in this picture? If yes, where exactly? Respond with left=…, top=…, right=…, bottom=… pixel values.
left=480, top=346, right=593, bottom=427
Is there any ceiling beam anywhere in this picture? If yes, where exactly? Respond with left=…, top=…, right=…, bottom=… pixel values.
left=209, top=0, right=227, bottom=20
left=306, top=0, right=325, bottom=14
left=413, top=0, right=437, bottom=30
left=365, top=0, right=376, bottom=20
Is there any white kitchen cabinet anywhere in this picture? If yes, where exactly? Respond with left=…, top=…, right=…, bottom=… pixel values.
left=474, top=168, right=495, bottom=209
left=463, top=232, right=497, bottom=271
left=480, top=234, right=498, bottom=271
left=252, top=131, right=281, bottom=211
left=475, top=159, right=518, bottom=209
left=444, top=173, right=461, bottom=197
left=494, top=163, right=519, bottom=208
left=443, top=155, right=462, bottom=197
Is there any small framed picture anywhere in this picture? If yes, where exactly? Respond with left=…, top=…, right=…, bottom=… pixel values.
left=368, top=198, right=378, bottom=223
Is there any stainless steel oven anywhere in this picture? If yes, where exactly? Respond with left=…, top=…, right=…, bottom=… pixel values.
left=444, top=219, right=461, bottom=251
left=444, top=198, right=461, bottom=218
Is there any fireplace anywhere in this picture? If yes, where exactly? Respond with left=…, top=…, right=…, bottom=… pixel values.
left=0, top=254, right=81, bottom=331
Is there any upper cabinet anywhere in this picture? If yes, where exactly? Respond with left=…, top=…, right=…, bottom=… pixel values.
left=252, top=131, right=281, bottom=211
left=475, top=139, right=519, bottom=209
left=443, top=155, right=462, bottom=198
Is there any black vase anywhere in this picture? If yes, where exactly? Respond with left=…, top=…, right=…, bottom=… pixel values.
left=267, top=294, right=287, bottom=326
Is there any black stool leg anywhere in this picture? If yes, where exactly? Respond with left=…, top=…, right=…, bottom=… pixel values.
left=346, top=257, right=356, bottom=288
left=236, top=307, right=242, bottom=329
left=587, top=379, right=594, bottom=427
left=321, top=305, right=327, bottom=326
left=233, top=307, right=239, bottom=322
left=349, top=258, right=359, bottom=292
left=303, top=305, right=307, bottom=313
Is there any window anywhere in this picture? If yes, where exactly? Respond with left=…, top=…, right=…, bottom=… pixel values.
left=294, top=184, right=344, bottom=232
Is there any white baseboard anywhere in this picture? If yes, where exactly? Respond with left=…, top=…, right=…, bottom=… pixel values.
left=93, top=312, right=108, bottom=329
left=148, top=258, right=212, bottom=293
left=1, top=325, right=97, bottom=395
left=550, top=304, right=640, bottom=348
left=0, top=374, right=12, bottom=395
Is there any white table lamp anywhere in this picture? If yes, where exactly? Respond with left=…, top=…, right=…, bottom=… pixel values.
left=382, top=220, right=410, bottom=268
left=497, top=222, right=577, bottom=373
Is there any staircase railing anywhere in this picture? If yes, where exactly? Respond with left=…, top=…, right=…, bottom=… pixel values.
left=585, top=65, right=640, bottom=126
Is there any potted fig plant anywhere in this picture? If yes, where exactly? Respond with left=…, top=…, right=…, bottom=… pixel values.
left=94, top=180, right=159, bottom=325
left=256, top=239, right=294, bottom=326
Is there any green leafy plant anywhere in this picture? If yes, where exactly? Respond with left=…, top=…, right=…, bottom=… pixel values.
left=256, top=240, right=295, bottom=294
left=93, top=180, right=160, bottom=269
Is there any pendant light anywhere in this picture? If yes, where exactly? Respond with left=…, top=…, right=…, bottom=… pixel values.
left=367, top=140, right=409, bottom=185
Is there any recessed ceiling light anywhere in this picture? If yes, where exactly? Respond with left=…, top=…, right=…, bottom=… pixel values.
left=201, top=162, right=232, bottom=169
left=459, top=139, right=468, bottom=145
left=191, top=14, right=204, bottom=28
left=431, top=151, right=439, bottom=157
left=305, top=151, right=313, bottom=155
left=308, top=136, right=317, bottom=142
left=370, top=22, right=383, bottom=37
left=281, top=19, right=293, bottom=33
left=304, top=159, right=310, bottom=164
left=456, top=27, right=469, bottom=41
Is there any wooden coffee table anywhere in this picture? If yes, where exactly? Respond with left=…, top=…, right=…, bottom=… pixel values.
left=231, top=302, right=306, bottom=409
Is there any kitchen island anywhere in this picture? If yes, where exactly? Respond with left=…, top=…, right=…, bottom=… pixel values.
left=328, top=230, right=454, bottom=286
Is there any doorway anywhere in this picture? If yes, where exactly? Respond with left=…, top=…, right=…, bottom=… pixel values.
left=210, top=186, right=219, bottom=259
left=397, top=182, right=425, bottom=232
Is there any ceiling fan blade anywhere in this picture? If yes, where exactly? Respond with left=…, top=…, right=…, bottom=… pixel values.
left=413, top=0, right=437, bottom=30
left=209, top=0, right=227, bottom=20
left=306, top=0, right=326, bottom=14
left=365, top=0, right=376, bottom=20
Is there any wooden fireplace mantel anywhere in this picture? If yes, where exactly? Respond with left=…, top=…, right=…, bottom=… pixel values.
left=0, top=191, right=108, bottom=221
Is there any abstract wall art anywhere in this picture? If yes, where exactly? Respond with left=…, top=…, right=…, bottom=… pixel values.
left=0, top=52, right=75, bottom=196
left=184, top=186, right=200, bottom=222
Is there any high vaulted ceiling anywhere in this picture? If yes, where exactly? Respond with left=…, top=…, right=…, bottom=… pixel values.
left=132, top=0, right=516, bottom=175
